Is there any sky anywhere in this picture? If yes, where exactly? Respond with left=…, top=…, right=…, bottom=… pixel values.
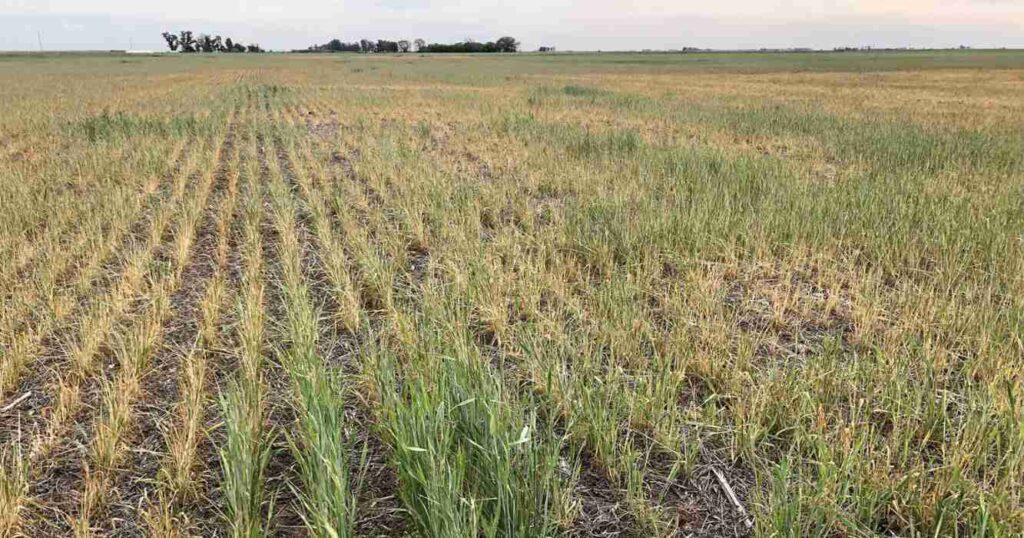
left=1, top=0, right=1022, bottom=51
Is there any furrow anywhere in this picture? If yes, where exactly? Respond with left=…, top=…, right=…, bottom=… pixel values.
left=97, top=117, right=239, bottom=536
left=66, top=129, right=226, bottom=536
left=138, top=115, right=243, bottom=537
left=13, top=136, right=219, bottom=537
left=0, top=141, right=190, bottom=400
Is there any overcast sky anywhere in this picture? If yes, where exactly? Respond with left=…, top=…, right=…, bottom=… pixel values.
left=1, top=0, right=1022, bottom=51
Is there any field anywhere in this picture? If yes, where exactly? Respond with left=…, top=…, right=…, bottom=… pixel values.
left=0, top=49, right=1023, bottom=536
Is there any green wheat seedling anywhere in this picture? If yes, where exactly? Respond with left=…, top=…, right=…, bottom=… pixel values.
left=266, top=139, right=363, bottom=538
left=219, top=378, right=272, bottom=538
left=220, top=132, right=272, bottom=538
left=374, top=287, right=571, bottom=537
left=287, top=370, right=363, bottom=538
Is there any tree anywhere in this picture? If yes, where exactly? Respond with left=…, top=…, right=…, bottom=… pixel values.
left=302, top=39, right=362, bottom=52
left=161, top=32, right=179, bottom=51
left=300, top=36, right=517, bottom=55
left=496, top=36, right=519, bottom=53
left=197, top=34, right=214, bottom=52
left=161, top=31, right=261, bottom=53
left=376, top=40, right=399, bottom=53
left=179, top=30, right=197, bottom=52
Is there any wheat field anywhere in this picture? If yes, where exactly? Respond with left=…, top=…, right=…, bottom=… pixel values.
left=0, top=50, right=1022, bottom=537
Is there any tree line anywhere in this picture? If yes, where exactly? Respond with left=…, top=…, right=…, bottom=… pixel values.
left=300, top=36, right=520, bottom=53
left=161, top=31, right=264, bottom=53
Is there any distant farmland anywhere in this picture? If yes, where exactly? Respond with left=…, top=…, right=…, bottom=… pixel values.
left=0, top=50, right=1022, bottom=536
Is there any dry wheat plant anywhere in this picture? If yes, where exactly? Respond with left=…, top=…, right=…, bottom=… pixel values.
left=0, top=50, right=1022, bottom=536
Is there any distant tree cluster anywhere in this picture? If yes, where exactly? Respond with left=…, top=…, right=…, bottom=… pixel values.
left=161, top=31, right=264, bottom=53
left=300, top=38, right=410, bottom=53
left=833, top=46, right=917, bottom=52
left=299, top=36, right=519, bottom=53
left=420, top=37, right=519, bottom=53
